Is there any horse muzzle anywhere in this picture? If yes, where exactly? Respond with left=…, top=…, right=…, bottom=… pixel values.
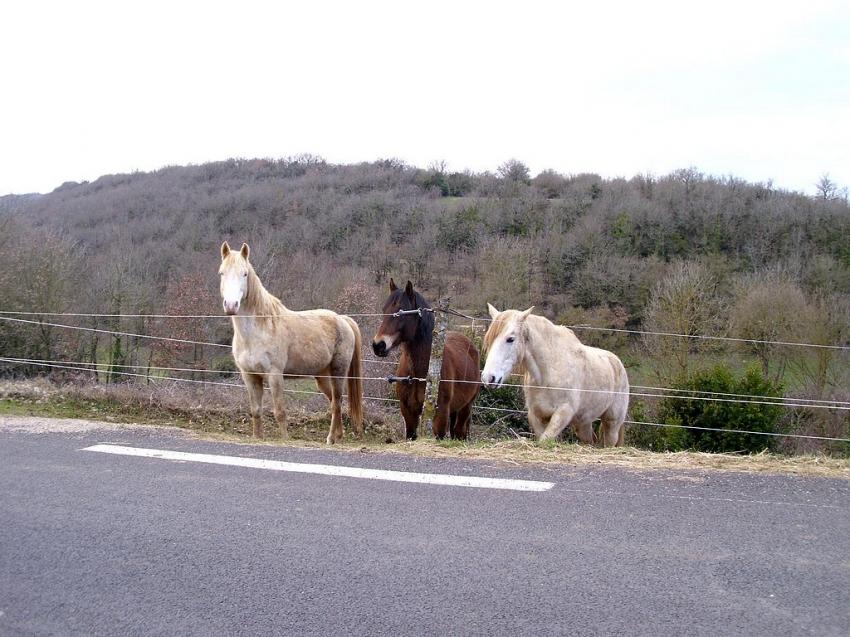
left=372, top=334, right=397, bottom=357
left=481, top=372, right=503, bottom=389
left=223, top=300, right=240, bottom=315
left=372, top=339, right=388, bottom=357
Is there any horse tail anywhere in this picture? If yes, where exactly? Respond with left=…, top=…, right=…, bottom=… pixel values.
left=344, top=316, right=364, bottom=436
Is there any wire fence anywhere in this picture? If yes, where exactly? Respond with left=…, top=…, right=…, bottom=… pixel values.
left=2, top=354, right=849, bottom=411
left=1, top=305, right=849, bottom=446
left=4, top=356, right=848, bottom=444
left=1, top=310, right=849, bottom=351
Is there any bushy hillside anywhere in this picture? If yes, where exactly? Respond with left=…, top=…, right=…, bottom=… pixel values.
left=8, top=157, right=850, bottom=313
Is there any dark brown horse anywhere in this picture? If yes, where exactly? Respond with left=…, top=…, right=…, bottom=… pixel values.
left=372, top=280, right=480, bottom=440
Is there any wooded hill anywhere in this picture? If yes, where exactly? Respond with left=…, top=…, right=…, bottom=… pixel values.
left=4, top=157, right=849, bottom=315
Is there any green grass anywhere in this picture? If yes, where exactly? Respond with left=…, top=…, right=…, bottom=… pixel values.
left=0, top=395, right=152, bottom=423
left=622, top=347, right=842, bottom=394
left=0, top=382, right=395, bottom=444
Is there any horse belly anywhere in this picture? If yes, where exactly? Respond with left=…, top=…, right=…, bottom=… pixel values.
left=528, top=386, right=604, bottom=425
left=286, top=317, right=349, bottom=375
left=284, top=346, right=334, bottom=376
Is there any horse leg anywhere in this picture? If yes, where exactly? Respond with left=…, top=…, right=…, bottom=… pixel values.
left=527, top=410, right=546, bottom=438
left=601, top=414, right=625, bottom=447
left=325, top=377, right=345, bottom=445
left=453, top=403, right=472, bottom=440
left=572, top=419, right=597, bottom=445
left=432, top=387, right=452, bottom=440
left=242, top=372, right=265, bottom=439
left=432, top=409, right=450, bottom=439
left=315, top=374, right=333, bottom=402
left=268, top=372, right=288, bottom=440
left=539, top=404, right=575, bottom=442
left=400, top=401, right=419, bottom=440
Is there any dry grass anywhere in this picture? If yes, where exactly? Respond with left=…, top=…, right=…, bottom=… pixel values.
left=385, top=440, right=850, bottom=478
left=1, top=378, right=848, bottom=479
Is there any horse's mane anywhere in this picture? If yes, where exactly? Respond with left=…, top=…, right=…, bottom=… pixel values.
left=245, top=261, right=286, bottom=319
left=483, top=313, right=512, bottom=353
left=484, top=311, right=581, bottom=356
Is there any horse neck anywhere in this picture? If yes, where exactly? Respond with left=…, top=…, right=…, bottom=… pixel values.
left=519, top=339, right=542, bottom=386
left=521, top=318, right=580, bottom=384
left=400, top=330, right=433, bottom=377
left=233, top=268, right=285, bottom=335
left=519, top=319, right=554, bottom=385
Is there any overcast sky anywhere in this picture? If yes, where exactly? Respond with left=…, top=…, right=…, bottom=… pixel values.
left=1, top=0, right=847, bottom=196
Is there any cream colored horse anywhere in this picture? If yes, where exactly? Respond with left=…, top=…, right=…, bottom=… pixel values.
left=219, top=241, right=363, bottom=444
left=481, top=305, right=629, bottom=445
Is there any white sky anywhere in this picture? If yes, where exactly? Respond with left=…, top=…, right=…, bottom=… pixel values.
left=1, top=0, right=848, bottom=195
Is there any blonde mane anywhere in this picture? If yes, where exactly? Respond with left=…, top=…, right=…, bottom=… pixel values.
left=483, top=312, right=512, bottom=353
left=243, top=261, right=286, bottom=321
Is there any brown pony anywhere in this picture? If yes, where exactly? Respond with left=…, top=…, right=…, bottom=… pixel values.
left=372, top=280, right=480, bottom=440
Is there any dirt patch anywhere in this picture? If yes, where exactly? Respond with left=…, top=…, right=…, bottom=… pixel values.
left=0, top=414, right=191, bottom=437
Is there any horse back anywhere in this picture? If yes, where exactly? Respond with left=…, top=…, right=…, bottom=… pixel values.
left=442, top=331, right=479, bottom=380
left=441, top=331, right=480, bottom=406
left=585, top=345, right=629, bottom=389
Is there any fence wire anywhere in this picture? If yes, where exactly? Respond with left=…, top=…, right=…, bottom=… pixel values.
left=1, top=309, right=849, bottom=351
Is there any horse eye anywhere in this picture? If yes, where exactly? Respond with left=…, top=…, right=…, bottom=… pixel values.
left=506, top=336, right=515, bottom=343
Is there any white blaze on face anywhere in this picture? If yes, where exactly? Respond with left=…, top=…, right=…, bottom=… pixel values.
left=220, top=262, right=248, bottom=315
left=481, top=320, right=521, bottom=388
left=219, top=241, right=252, bottom=315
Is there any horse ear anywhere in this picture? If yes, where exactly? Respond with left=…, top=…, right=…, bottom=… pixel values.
left=221, top=241, right=231, bottom=259
left=240, top=243, right=250, bottom=260
left=519, top=306, right=535, bottom=321
left=389, top=278, right=398, bottom=292
left=404, top=280, right=415, bottom=299
left=487, top=303, right=500, bottom=320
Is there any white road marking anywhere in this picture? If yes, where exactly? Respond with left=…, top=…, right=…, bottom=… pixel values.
left=81, top=444, right=554, bottom=492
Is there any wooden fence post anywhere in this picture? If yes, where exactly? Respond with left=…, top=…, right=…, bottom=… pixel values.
left=421, top=298, right=449, bottom=435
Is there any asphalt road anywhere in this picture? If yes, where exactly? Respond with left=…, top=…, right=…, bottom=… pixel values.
left=1, top=416, right=849, bottom=637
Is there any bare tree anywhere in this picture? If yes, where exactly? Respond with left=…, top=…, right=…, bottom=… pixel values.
left=497, top=159, right=531, bottom=184
left=729, top=273, right=811, bottom=381
left=815, top=173, right=838, bottom=201
left=643, top=261, right=725, bottom=378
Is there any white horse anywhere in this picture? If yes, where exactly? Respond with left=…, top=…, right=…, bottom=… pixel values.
left=481, top=305, right=630, bottom=445
left=219, top=241, right=363, bottom=444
